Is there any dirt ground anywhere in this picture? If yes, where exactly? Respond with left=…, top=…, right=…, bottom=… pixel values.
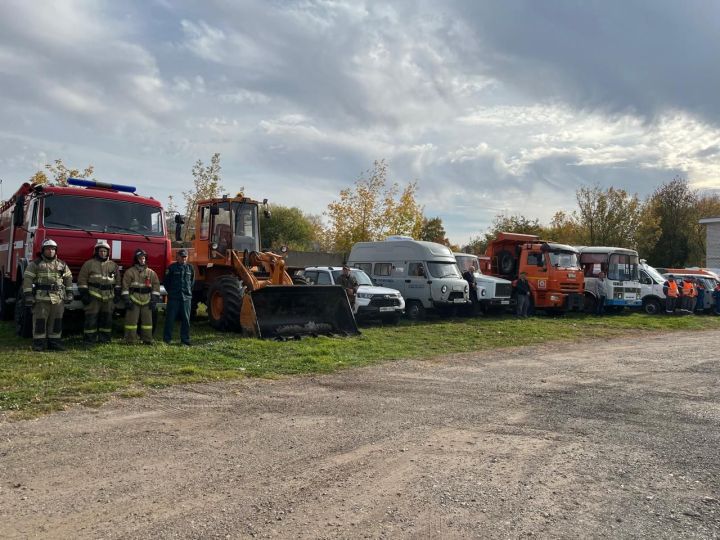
left=1, top=330, right=719, bottom=539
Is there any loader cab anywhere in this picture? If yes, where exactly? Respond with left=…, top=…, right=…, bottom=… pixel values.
left=200, top=200, right=260, bottom=258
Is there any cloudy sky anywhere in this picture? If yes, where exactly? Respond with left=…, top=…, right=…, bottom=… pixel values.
left=1, top=0, right=719, bottom=245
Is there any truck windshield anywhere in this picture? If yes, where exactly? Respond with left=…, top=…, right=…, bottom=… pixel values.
left=608, top=253, right=639, bottom=281
left=455, top=254, right=482, bottom=274
left=427, top=261, right=462, bottom=279
left=230, top=202, right=260, bottom=253
left=332, top=269, right=374, bottom=286
left=43, top=195, right=164, bottom=236
left=644, top=265, right=666, bottom=284
left=548, top=250, right=580, bottom=269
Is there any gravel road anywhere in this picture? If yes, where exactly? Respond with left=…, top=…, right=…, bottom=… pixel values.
left=2, top=330, right=719, bottom=539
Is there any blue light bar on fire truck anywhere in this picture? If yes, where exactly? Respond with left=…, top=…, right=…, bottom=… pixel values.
left=67, top=178, right=137, bottom=193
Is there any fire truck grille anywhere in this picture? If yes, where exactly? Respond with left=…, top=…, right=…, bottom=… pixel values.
left=495, top=283, right=512, bottom=298
left=448, top=291, right=465, bottom=302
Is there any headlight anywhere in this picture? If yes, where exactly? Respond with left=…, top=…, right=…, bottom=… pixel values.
left=464, top=285, right=469, bottom=293
left=441, top=285, right=448, bottom=294
left=357, top=292, right=372, bottom=299
left=481, top=289, right=486, bottom=296
left=550, top=295, right=560, bottom=302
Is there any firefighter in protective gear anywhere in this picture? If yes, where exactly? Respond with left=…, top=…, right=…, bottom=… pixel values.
left=121, top=249, right=160, bottom=344
left=22, top=239, right=73, bottom=351
left=78, top=240, right=121, bottom=344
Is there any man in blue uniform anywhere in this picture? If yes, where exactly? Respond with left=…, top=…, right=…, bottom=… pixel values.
left=163, top=249, right=195, bottom=346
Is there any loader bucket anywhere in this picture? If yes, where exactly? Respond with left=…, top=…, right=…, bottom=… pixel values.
left=242, top=285, right=359, bottom=339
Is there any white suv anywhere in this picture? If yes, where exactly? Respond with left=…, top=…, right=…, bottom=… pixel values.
left=302, top=267, right=405, bottom=323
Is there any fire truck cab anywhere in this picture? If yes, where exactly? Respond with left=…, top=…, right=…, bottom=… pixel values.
left=0, top=179, right=171, bottom=336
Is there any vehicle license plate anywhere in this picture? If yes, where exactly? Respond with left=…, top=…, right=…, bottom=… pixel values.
left=379, top=306, right=395, bottom=312
left=501, top=300, right=509, bottom=305
left=454, top=298, right=466, bottom=303
left=625, top=293, right=636, bottom=300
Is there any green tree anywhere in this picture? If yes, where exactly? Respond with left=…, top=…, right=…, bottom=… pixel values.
left=645, top=177, right=698, bottom=267
left=324, top=160, right=423, bottom=252
left=487, top=214, right=546, bottom=237
left=420, top=216, right=448, bottom=244
left=575, top=184, right=644, bottom=247
left=182, top=153, right=224, bottom=241
left=546, top=211, right=583, bottom=245
left=260, top=204, right=316, bottom=250
left=688, top=192, right=720, bottom=266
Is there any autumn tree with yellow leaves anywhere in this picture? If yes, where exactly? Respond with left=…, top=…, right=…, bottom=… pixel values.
left=30, top=159, right=95, bottom=186
left=323, top=160, right=424, bottom=253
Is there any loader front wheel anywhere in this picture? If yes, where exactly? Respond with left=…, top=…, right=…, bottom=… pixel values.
left=207, top=275, right=244, bottom=332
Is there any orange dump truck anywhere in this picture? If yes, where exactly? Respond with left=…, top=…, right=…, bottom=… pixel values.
left=484, top=232, right=584, bottom=312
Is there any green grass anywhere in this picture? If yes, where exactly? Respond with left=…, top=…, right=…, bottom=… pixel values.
left=1, top=311, right=719, bottom=419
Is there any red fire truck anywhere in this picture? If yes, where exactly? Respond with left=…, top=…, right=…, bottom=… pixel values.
left=0, top=178, right=171, bottom=336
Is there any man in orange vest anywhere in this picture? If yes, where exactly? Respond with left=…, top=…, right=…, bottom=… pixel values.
left=663, top=275, right=679, bottom=314
left=681, top=278, right=695, bottom=313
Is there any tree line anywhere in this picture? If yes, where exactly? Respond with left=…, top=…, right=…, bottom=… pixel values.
left=28, top=157, right=720, bottom=267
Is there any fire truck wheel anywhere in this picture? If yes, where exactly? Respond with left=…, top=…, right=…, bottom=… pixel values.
left=207, top=275, right=243, bottom=332
left=497, top=250, right=515, bottom=275
left=15, top=287, right=32, bottom=338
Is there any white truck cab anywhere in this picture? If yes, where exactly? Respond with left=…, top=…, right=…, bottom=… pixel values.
left=454, top=252, right=514, bottom=312
left=348, top=239, right=470, bottom=320
left=638, top=260, right=667, bottom=314
left=302, top=266, right=405, bottom=323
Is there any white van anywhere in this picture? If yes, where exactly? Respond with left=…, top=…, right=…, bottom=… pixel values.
left=638, top=260, right=666, bottom=314
left=454, top=252, right=514, bottom=312
left=348, top=239, right=470, bottom=319
left=302, top=266, right=405, bottom=324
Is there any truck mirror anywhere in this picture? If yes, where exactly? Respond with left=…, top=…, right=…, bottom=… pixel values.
left=13, top=196, right=24, bottom=227
left=175, top=222, right=182, bottom=242
left=174, top=214, right=185, bottom=224
left=210, top=205, right=219, bottom=216
left=264, top=209, right=271, bottom=219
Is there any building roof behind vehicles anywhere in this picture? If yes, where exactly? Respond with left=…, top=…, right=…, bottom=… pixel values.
left=349, top=239, right=455, bottom=261
left=578, top=246, right=639, bottom=256
left=661, top=268, right=720, bottom=280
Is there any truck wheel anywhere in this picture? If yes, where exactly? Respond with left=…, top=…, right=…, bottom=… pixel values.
left=405, top=300, right=426, bottom=321
left=497, top=250, right=515, bottom=275
left=643, top=297, right=662, bottom=315
left=292, top=276, right=308, bottom=285
left=207, top=275, right=244, bottom=332
left=583, top=294, right=597, bottom=314
left=15, top=287, right=32, bottom=338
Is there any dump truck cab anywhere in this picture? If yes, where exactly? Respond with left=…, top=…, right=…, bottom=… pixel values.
left=485, top=232, right=584, bottom=312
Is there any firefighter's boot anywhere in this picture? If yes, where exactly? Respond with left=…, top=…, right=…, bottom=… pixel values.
left=48, top=339, right=66, bottom=351
left=32, top=339, right=47, bottom=352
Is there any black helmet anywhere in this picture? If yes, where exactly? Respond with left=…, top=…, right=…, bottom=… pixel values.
left=134, top=249, right=147, bottom=264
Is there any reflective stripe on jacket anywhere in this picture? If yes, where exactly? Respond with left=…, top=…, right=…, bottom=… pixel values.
left=121, top=264, right=160, bottom=305
left=22, top=257, right=73, bottom=304
left=78, top=257, right=120, bottom=301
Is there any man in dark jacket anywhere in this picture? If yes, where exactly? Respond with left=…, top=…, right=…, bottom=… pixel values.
left=163, top=249, right=195, bottom=346
left=515, top=272, right=532, bottom=318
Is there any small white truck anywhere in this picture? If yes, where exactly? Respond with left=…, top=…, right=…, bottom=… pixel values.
left=638, top=260, right=667, bottom=314
left=302, top=266, right=406, bottom=324
left=454, top=252, right=514, bottom=313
